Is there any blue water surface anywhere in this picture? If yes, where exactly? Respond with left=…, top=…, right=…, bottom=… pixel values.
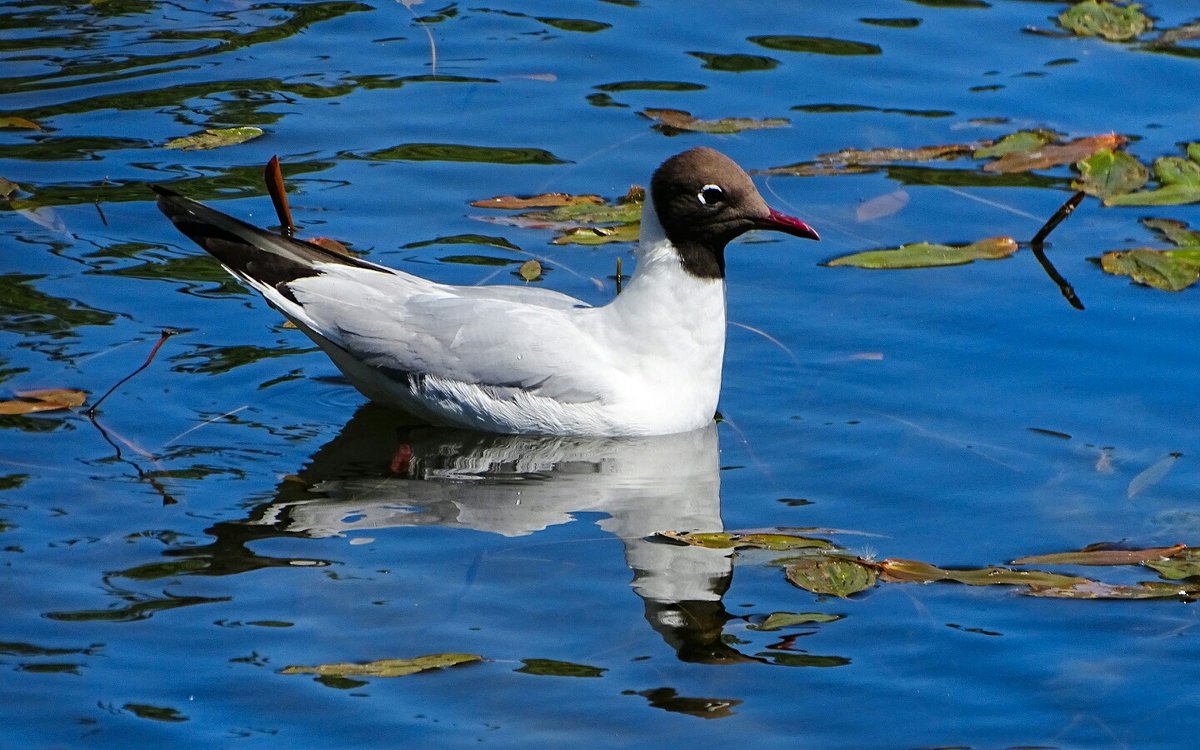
left=2, top=1, right=1200, bottom=747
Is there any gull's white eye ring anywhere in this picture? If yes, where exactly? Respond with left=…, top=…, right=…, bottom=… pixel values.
left=697, top=184, right=724, bottom=206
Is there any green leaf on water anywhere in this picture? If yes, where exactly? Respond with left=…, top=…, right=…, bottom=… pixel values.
left=1143, top=218, right=1200, bottom=247
left=517, top=259, right=542, bottom=281
left=280, top=653, right=483, bottom=678
left=748, top=35, right=882, bottom=56
left=824, top=236, right=1018, bottom=269
left=656, top=530, right=834, bottom=551
left=552, top=223, right=640, bottom=245
left=687, top=51, right=780, bottom=73
left=1073, top=148, right=1149, bottom=200
left=1106, top=145, right=1200, bottom=206
left=1011, top=544, right=1186, bottom=567
left=749, top=612, right=842, bottom=631
left=1145, top=549, right=1200, bottom=580
left=123, top=703, right=188, bottom=723
left=640, top=108, right=789, bottom=135
left=881, top=559, right=1092, bottom=589
left=1097, top=248, right=1200, bottom=291
left=973, top=129, right=1058, bottom=159
left=516, top=658, right=606, bottom=677
left=1023, top=580, right=1199, bottom=600
left=164, top=126, right=265, bottom=151
left=1058, top=0, right=1152, bottom=42
left=785, top=556, right=876, bottom=597
left=470, top=193, right=604, bottom=210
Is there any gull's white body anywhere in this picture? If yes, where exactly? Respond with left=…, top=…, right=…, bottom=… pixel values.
left=244, top=199, right=726, bottom=436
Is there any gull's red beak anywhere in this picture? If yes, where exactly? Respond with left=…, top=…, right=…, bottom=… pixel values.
left=756, top=208, right=820, bottom=241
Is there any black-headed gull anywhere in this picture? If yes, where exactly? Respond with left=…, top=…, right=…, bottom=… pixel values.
left=154, top=147, right=818, bottom=436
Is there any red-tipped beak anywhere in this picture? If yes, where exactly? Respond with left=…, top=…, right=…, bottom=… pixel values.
left=757, top=208, right=820, bottom=241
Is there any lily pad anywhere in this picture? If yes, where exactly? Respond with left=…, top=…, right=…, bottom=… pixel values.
left=1024, top=580, right=1198, bottom=600
left=983, top=133, right=1125, bottom=173
left=640, top=108, right=789, bottom=135
left=552, top=223, right=640, bottom=246
left=1097, top=248, right=1200, bottom=291
left=0, top=388, right=87, bottom=415
left=1012, top=544, right=1186, bottom=566
left=687, top=51, right=780, bottom=73
left=785, top=556, right=876, bottom=597
left=1073, top=148, right=1149, bottom=200
left=164, top=126, right=265, bottom=151
left=280, top=653, right=483, bottom=678
left=824, top=236, right=1018, bottom=269
left=656, top=530, right=834, bottom=551
left=973, top=129, right=1058, bottom=159
left=1058, top=1, right=1152, bottom=42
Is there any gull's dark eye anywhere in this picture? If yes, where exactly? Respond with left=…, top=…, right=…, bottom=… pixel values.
left=697, top=184, right=724, bottom=206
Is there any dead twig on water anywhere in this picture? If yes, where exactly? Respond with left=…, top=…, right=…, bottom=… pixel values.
left=86, top=328, right=182, bottom=417
left=1029, top=191, right=1086, bottom=311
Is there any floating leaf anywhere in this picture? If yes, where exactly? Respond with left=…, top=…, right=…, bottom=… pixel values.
left=470, top=193, right=604, bottom=210
left=0, top=177, right=17, bottom=199
left=1127, top=452, right=1184, bottom=497
left=0, top=116, right=43, bottom=131
left=748, top=612, right=841, bottom=631
left=748, top=35, right=881, bottom=56
left=657, top=530, right=833, bottom=551
left=1012, top=544, right=1186, bottom=566
left=552, top=223, right=640, bottom=245
left=1024, top=580, right=1198, bottom=600
left=984, top=133, right=1125, bottom=173
left=1106, top=145, right=1200, bottom=206
left=280, top=653, right=482, bottom=678
left=785, top=556, right=876, bottom=597
left=973, top=129, right=1058, bottom=159
left=1145, top=549, right=1200, bottom=580
left=1143, top=218, right=1200, bottom=247
left=1058, top=0, right=1152, bottom=42
left=1073, top=148, right=1149, bottom=200
left=164, top=126, right=265, bottom=151
left=640, top=108, right=789, bottom=135
left=123, top=703, right=188, bottom=723
left=879, top=559, right=1090, bottom=589
left=0, top=388, right=87, bottom=415
left=515, top=658, right=606, bottom=677
left=406, top=234, right=521, bottom=251
left=825, top=236, right=1018, bottom=269
left=517, top=259, right=542, bottom=281
left=687, top=51, right=780, bottom=73
left=1097, top=249, right=1200, bottom=291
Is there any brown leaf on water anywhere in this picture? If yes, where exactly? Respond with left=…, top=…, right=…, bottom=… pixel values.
left=984, top=133, right=1126, bottom=173
left=0, top=178, right=18, bottom=200
left=1012, top=544, right=1187, bottom=567
left=640, top=108, right=789, bottom=135
left=1023, top=580, right=1199, bottom=601
left=0, top=116, right=43, bottom=131
left=0, top=388, right=88, bottom=415
left=470, top=193, right=605, bottom=210
left=309, top=237, right=357, bottom=258
left=280, top=653, right=483, bottom=678
left=879, top=559, right=1089, bottom=588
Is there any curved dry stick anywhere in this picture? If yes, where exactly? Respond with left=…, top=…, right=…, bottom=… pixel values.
left=1030, top=191, right=1086, bottom=311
